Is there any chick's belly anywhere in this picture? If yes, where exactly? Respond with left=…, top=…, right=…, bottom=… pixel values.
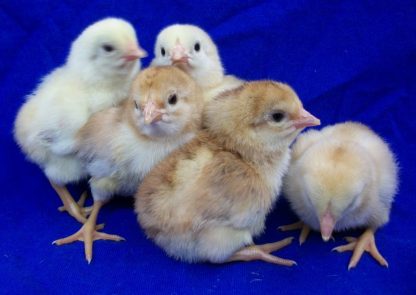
left=154, top=226, right=253, bottom=263
left=153, top=233, right=198, bottom=263
left=232, top=208, right=267, bottom=237
left=335, top=211, right=370, bottom=232
left=301, top=215, right=320, bottom=232
left=114, top=172, right=142, bottom=197
left=44, top=154, right=88, bottom=184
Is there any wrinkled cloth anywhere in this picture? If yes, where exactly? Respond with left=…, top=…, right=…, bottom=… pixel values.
left=0, top=0, right=415, bottom=294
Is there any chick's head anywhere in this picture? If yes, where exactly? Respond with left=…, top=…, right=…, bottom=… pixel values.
left=204, top=81, right=320, bottom=154
left=151, top=24, right=223, bottom=81
left=68, top=18, right=147, bottom=79
left=129, top=66, right=202, bottom=138
left=299, top=141, right=372, bottom=241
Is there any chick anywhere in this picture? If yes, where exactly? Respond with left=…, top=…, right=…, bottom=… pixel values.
left=14, top=18, right=147, bottom=223
left=53, top=66, right=203, bottom=263
left=281, top=122, right=398, bottom=269
left=135, top=81, right=320, bottom=265
left=151, top=24, right=243, bottom=101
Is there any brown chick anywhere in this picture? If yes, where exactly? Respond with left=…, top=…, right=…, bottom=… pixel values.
left=135, top=81, right=320, bottom=265
left=280, top=122, right=398, bottom=269
left=53, top=66, right=203, bottom=263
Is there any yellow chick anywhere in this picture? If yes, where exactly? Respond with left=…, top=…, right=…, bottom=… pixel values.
left=13, top=18, right=147, bottom=223
left=281, top=122, right=398, bottom=269
left=135, top=81, right=320, bottom=266
left=151, top=24, right=243, bottom=102
left=53, top=66, right=203, bottom=263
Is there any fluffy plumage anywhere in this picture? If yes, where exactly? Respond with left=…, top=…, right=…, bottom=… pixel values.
left=135, top=81, right=320, bottom=265
left=151, top=24, right=243, bottom=101
left=282, top=122, right=398, bottom=269
left=79, top=66, right=202, bottom=201
left=13, top=17, right=147, bottom=222
left=53, top=66, right=203, bottom=263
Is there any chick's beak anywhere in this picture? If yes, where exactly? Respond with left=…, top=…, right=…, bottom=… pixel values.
left=320, top=210, right=335, bottom=242
left=143, top=100, right=164, bottom=124
left=170, top=43, right=189, bottom=64
left=123, top=45, right=148, bottom=61
left=293, top=108, right=320, bottom=129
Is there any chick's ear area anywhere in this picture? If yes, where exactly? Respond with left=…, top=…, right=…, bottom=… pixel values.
left=212, top=84, right=245, bottom=101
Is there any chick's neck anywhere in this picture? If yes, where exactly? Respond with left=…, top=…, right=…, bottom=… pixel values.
left=190, top=63, right=224, bottom=89
left=205, top=130, right=288, bottom=168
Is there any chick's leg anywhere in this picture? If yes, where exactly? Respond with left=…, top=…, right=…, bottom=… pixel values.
left=227, top=237, right=296, bottom=266
left=278, top=221, right=311, bottom=245
left=49, top=181, right=87, bottom=223
left=53, top=200, right=125, bottom=263
left=57, top=191, right=93, bottom=217
left=332, top=228, right=388, bottom=270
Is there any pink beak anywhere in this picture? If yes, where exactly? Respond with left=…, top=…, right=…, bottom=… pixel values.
left=320, top=209, right=335, bottom=241
left=293, top=108, right=320, bottom=129
left=143, top=100, right=163, bottom=124
left=170, top=43, right=188, bottom=64
left=123, top=46, right=148, bottom=61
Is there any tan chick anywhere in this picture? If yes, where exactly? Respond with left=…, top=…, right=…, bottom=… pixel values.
left=135, top=81, right=320, bottom=266
left=281, top=122, right=398, bottom=269
left=53, top=66, right=203, bottom=263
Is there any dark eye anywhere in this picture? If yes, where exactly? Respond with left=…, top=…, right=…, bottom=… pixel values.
left=134, top=100, right=139, bottom=109
left=102, top=44, right=114, bottom=52
left=271, top=112, right=285, bottom=122
left=161, top=47, right=166, bottom=56
left=194, top=42, right=200, bottom=52
left=168, top=94, right=177, bottom=105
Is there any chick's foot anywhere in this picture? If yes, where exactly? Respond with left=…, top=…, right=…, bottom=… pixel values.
left=227, top=237, right=296, bottom=266
left=53, top=200, right=125, bottom=263
left=50, top=181, right=87, bottom=223
left=332, top=228, right=388, bottom=270
left=278, top=221, right=310, bottom=245
left=57, top=191, right=93, bottom=217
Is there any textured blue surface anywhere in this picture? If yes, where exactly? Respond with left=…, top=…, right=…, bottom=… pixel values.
left=1, top=0, right=416, bottom=294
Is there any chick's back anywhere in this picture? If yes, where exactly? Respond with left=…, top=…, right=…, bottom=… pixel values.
left=319, top=122, right=398, bottom=205
left=137, top=131, right=269, bottom=234
left=285, top=122, right=398, bottom=231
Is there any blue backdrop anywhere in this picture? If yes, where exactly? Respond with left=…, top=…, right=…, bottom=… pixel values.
left=1, top=0, right=415, bottom=294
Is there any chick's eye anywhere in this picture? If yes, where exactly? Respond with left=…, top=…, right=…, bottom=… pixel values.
left=194, top=42, right=200, bottom=52
left=134, top=100, right=139, bottom=109
left=161, top=47, right=166, bottom=56
left=271, top=112, right=285, bottom=123
left=102, top=44, right=115, bottom=52
left=168, top=94, right=177, bottom=105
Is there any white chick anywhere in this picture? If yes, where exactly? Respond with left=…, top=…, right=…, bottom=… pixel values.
left=281, top=122, right=398, bottom=269
left=151, top=24, right=243, bottom=101
left=14, top=18, right=147, bottom=223
left=135, top=81, right=320, bottom=266
left=53, top=66, right=203, bottom=263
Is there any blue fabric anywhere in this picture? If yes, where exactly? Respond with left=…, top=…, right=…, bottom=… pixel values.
left=1, top=0, right=415, bottom=294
